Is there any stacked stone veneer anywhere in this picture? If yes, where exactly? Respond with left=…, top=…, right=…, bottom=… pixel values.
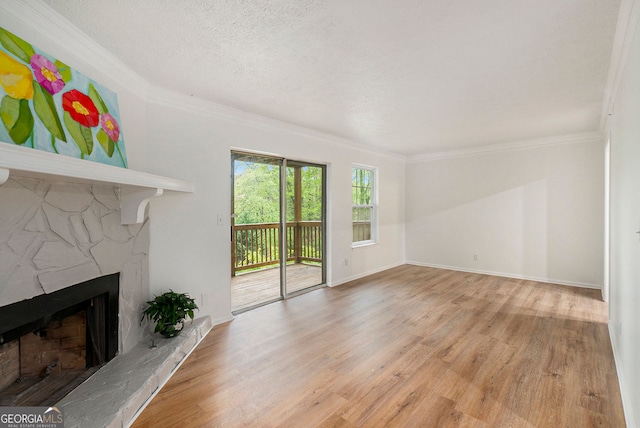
left=0, top=177, right=149, bottom=354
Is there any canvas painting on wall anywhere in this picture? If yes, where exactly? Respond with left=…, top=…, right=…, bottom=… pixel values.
left=0, top=26, right=128, bottom=168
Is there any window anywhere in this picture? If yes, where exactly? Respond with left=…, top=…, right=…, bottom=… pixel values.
left=352, top=165, right=377, bottom=245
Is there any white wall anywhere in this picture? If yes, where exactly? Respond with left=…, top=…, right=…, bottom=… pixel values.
left=0, top=2, right=406, bottom=326
left=607, top=2, right=640, bottom=424
left=144, top=94, right=406, bottom=323
left=406, top=139, right=605, bottom=288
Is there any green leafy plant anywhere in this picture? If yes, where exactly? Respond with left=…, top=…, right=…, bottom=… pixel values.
left=141, top=290, right=198, bottom=338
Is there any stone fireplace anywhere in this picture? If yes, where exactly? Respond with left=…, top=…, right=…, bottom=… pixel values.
left=0, top=163, right=208, bottom=426
left=0, top=176, right=150, bottom=396
left=0, top=145, right=205, bottom=426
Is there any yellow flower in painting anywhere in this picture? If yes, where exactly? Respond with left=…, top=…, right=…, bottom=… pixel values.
left=0, top=51, right=34, bottom=100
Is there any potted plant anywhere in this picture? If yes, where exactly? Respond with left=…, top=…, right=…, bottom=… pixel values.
left=141, top=290, right=198, bottom=338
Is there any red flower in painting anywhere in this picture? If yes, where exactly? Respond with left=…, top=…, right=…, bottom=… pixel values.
left=62, top=89, right=99, bottom=127
left=100, top=113, right=120, bottom=141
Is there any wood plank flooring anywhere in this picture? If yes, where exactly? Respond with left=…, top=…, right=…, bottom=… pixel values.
left=133, top=265, right=625, bottom=427
left=232, top=264, right=323, bottom=311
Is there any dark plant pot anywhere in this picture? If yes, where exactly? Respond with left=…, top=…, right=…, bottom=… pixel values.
left=159, top=320, right=184, bottom=338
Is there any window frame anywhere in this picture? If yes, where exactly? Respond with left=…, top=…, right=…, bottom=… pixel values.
left=351, top=164, right=378, bottom=247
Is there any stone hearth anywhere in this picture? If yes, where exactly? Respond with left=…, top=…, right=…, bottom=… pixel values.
left=57, top=317, right=212, bottom=428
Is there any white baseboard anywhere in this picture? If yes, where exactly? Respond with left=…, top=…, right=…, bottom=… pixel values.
left=328, top=261, right=405, bottom=287
left=211, top=313, right=235, bottom=326
left=405, top=261, right=603, bottom=290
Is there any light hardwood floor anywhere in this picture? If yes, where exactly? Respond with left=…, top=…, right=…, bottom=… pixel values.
left=133, top=265, right=625, bottom=427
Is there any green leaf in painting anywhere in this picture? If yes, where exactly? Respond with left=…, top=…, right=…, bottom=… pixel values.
left=64, top=111, right=93, bottom=155
left=0, top=28, right=35, bottom=64
left=54, top=59, right=72, bottom=82
left=97, top=128, right=115, bottom=157
left=80, top=122, right=93, bottom=154
left=87, top=83, right=108, bottom=114
left=0, top=95, right=33, bottom=145
left=33, top=82, right=66, bottom=142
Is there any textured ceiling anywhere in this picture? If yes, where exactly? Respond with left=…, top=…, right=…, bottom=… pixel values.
left=43, top=0, right=621, bottom=156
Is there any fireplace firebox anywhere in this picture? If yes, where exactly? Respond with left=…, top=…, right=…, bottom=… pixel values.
left=0, top=274, right=119, bottom=406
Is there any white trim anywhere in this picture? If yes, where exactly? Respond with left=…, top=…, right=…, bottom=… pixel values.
left=328, top=261, right=405, bottom=287
left=0, top=168, right=8, bottom=186
left=600, top=0, right=640, bottom=132
left=600, top=3, right=640, bottom=424
left=0, top=1, right=406, bottom=163
left=3, top=1, right=615, bottom=162
left=405, top=261, right=603, bottom=290
left=330, top=261, right=603, bottom=290
left=0, top=0, right=151, bottom=100
left=608, top=322, right=634, bottom=428
left=148, top=86, right=407, bottom=161
left=604, top=138, right=611, bottom=303
left=351, top=241, right=377, bottom=249
left=0, top=143, right=193, bottom=225
left=0, top=143, right=193, bottom=193
left=409, top=132, right=605, bottom=163
left=351, top=165, right=378, bottom=245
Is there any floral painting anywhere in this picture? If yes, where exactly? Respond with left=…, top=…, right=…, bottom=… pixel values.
left=0, top=26, right=127, bottom=168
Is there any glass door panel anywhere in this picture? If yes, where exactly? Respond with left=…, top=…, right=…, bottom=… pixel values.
left=231, top=152, right=284, bottom=312
left=285, top=161, right=326, bottom=295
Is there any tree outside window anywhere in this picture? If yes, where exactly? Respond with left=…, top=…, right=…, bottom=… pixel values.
left=352, top=166, right=377, bottom=244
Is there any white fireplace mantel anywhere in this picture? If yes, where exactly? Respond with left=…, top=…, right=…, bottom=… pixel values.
left=0, top=143, right=194, bottom=224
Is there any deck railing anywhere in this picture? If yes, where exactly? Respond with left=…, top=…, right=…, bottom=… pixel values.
left=352, top=221, right=372, bottom=242
left=232, top=221, right=322, bottom=275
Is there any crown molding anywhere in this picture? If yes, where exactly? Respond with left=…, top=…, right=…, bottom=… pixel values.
left=146, top=86, right=407, bottom=162
left=409, top=132, right=605, bottom=163
left=1, top=1, right=405, bottom=163
left=2, top=1, right=617, bottom=165
left=600, top=0, right=640, bottom=131
left=0, top=0, right=151, bottom=100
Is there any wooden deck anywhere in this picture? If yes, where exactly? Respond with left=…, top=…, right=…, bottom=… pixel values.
left=232, top=263, right=323, bottom=311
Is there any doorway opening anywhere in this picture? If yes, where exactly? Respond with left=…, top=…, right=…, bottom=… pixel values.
left=230, top=152, right=326, bottom=312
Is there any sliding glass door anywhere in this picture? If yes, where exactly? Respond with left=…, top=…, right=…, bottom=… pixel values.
left=231, top=152, right=325, bottom=312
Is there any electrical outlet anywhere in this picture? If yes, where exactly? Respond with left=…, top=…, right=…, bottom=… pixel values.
left=473, top=254, right=479, bottom=261
left=344, top=258, right=349, bottom=267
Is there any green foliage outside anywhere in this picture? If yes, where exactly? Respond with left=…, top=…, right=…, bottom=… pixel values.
left=234, top=161, right=323, bottom=224
left=352, top=167, right=373, bottom=241
left=234, top=161, right=280, bottom=225
left=233, top=160, right=323, bottom=271
left=352, top=167, right=372, bottom=206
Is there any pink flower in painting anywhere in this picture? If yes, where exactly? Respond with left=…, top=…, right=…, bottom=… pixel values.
left=100, top=113, right=120, bottom=141
left=30, top=54, right=65, bottom=95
